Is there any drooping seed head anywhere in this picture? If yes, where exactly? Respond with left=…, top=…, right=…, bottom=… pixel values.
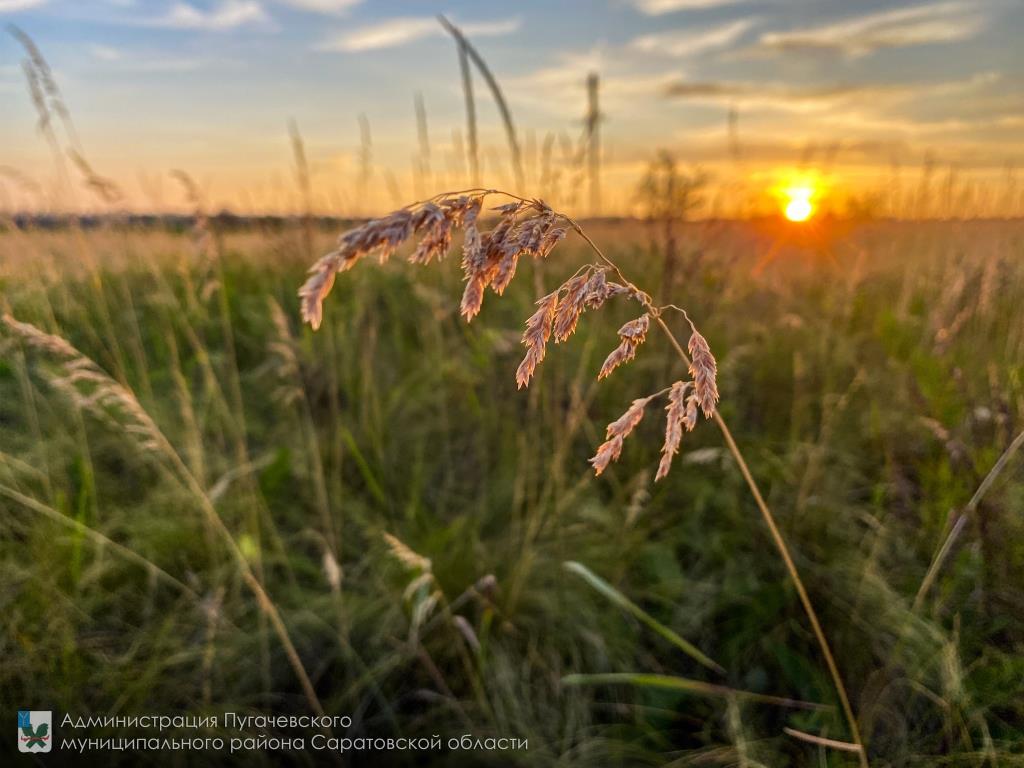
left=687, top=328, right=719, bottom=418
left=598, top=313, right=650, bottom=380
left=590, top=395, right=654, bottom=476
left=656, top=381, right=688, bottom=481
left=515, top=290, right=559, bottom=388
left=553, top=271, right=593, bottom=342
left=684, top=393, right=699, bottom=431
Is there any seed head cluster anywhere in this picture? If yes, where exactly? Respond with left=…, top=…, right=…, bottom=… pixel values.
left=298, top=190, right=719, bottom=482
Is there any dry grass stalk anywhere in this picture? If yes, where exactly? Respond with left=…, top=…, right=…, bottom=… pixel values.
left=3, top=313, right=79, bottom=358
left=10, top=25, right=79, bottom=148
left=3, top=313, right=163, bottom=451
left=298, top=187, right=866, bottom=762
left=2, top=313, right=329, bottom=723
left=299, top=188, right=710, bottom=484
left=437, top=16, right=525, bottom=191
left=70, top=151, right=122, bottom=203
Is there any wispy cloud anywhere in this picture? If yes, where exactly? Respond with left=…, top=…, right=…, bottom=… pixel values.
left=316, top=15, right=520, bottom=52
left=149, top=0, right=269, bottom=30
left=88, top=43, right=215, bottom=72
left=90, top=44, right=122, bottom=61
left=755, top=2, right=985, bottom=57
left=633, top=0, right=745, bottom=15
left=665, top=79, right=887, bottom=111
left=0, top=0, right=47, bottom=12
left=508, top=47, right=609, bottom=91
left=631, top=19, right=756, bottom=58
left=663, top=71, right=1000, bottom=113
left=507, top=47, right=681, bottom=118
left=273, top=0, right=360, bottom=14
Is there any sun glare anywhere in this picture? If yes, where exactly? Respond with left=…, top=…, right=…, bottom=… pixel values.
left=783, top=186, right=814, bottom=222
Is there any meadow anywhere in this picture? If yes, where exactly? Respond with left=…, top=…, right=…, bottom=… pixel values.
left=2, top=208, right=1023, bottom=765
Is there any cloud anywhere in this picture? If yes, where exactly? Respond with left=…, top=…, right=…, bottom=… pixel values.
left=0, top=0, right=47, bottom=11
left=88, top=44, right=215, bottom=71
left=506, top=47, right=681, bottom=119
left=633, top=0, right=746, bottom=15
left=274, top=0, right=360, bottom=13
left=151, top=0, right=269, bottom=30
left=317, top=15, right=520, bottom=52
left=663, top=72, right=1001, bottom=114
left=122, top=57, right=210, bottom=72
left=631, top=19, right=756, bottom=58
left=664, top=79, right=883, bottom=111
left=90, top=44, right=122, bottom=61
left=755, top=2, right=984, bottom=57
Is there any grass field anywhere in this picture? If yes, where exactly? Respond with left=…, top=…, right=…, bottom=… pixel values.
left=2, top=213, right=1023, bottom=765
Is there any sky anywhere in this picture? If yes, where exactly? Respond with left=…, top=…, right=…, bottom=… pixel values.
left=0, top=0, right=1022, bottom=216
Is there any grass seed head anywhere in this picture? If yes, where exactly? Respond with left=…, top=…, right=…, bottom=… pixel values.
left=553, top=270, right=593, bottom=342
left=656, top=380, right=689, bottom=481
left=383, top=532, right=432, bottom=572
left=687, top=328, right=719, bottom=418
left=598, top=313, right=650, bottom=380
left=516, top=290, right=559, bottom=389
left=590, top=395, right=654, bottom=476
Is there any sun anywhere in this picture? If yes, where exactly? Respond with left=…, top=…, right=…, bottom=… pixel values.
left=783, top=186, right=815, bottom=222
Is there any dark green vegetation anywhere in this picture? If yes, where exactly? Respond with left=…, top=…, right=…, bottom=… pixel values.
left=1, top=220, right=1023, bottom=765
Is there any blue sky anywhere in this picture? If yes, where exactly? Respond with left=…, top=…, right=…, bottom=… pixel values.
left=1, top=0, right=1021, bottom=214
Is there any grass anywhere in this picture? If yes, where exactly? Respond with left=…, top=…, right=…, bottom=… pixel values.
left=2, top=217, right=1024, bottom=765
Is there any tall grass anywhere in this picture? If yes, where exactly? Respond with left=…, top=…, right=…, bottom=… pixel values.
left=3, top=218, right=1023, bottom=765
left=2, top=23, right=1023, bottom=768
left=297, top=188, right=873, bottom=761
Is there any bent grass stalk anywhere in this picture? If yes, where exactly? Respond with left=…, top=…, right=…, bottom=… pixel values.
left=575, top=219, right=869, bottom=766
left=565, top=561, right=723, bottom=674
left=438, top=17, right=525, bottom=192
left=562, top=672, right=830, bottom=712
left=0, top=482, right=200, bottom=601
left=1, top=314, right=329, bottom=726
left=298, top=187, right=868, bottom=762
left=914, top=426, right=1024, bottom=611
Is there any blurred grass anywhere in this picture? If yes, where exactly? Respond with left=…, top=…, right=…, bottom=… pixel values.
left=1, top=218, right=1023, bottom=765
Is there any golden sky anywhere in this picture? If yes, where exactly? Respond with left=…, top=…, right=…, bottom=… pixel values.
left=1, top=0, right=1022, bottom=217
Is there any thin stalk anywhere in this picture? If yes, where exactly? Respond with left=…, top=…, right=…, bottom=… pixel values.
left=456, top=44, right=479, bottom=187
left=563, top=214, right=869, bottom=766
left=0, top=483, right=199, bottom=600
left=438, top=16, right=525, bottom=192
left=300, top=186, right=868, bottom=763
left=166, top=443, right=328, bottom=721
left=914, top=427, right=1024, bottom=610
left=785, top=727, right=863, bottom=754
left=6, top=316, right=327, bottom=727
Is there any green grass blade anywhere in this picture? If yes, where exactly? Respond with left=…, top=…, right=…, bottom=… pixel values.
left=0, top=483, right=198, bottom=600
left=564, top=560, right=725, bottom=674
left=562, top=673, right=829, bottom=711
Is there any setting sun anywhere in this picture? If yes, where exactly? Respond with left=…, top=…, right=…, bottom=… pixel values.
left=784, top=187, right=815, bottom=222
